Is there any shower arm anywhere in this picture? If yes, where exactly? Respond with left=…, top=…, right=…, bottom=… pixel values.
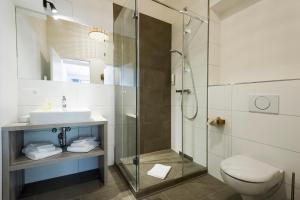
left=150, top=0, right=208, bottom=24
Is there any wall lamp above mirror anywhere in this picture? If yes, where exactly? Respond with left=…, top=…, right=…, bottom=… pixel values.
left=89, top=27, right=109, bottom=42
left=43, top=0, right=57, bottom=14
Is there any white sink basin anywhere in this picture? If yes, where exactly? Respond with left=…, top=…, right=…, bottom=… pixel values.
left=29, top=109, right=92, bottom=125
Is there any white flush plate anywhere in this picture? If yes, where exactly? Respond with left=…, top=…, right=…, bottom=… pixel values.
left=249, top=95, right=279, bottom=114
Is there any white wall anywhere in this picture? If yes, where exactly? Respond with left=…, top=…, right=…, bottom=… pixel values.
left=208, top=80, right=300, bottom=199
left=0, top=0, right=18, bottom=199
left=211, top=0, right=300, bottom=84
left=208, top=10, right=221, bottom=85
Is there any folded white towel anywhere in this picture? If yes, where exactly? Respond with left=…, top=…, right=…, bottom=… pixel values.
left=25, top=147, right=62, bottom=160
left=23, top=146, right=56, bottom=154
left=70, top=141, right=99, bottom=147
left=73, top=136, right=96, bottom=143
left=147, top=164, right=171, bottom=179
left=28, top=143, right=54, bottom=149
left=67, top=144, right=98, bottom=153
left=23, top=143, right=56, bottom=154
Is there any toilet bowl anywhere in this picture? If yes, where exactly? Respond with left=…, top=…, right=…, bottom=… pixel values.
left=220, top=155, right=284, bottom=200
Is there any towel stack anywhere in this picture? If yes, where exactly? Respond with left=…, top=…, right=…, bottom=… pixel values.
left=67, top=137, right=99, bottom=153
left=147, top=164, right=172, bottom=179
left=22, top=143, right=62, bottom=160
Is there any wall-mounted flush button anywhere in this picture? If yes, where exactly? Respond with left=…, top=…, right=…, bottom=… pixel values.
left=249, top=95, right=279, bottom=114
left=255, top=96, right=271, bottom=110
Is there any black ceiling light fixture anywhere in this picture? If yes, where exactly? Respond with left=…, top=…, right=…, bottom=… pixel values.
left=43, top=0, right=58, bottom=14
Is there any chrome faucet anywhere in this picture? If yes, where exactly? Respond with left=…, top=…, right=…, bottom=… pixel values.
left=62, top=96, right=67, bottom=111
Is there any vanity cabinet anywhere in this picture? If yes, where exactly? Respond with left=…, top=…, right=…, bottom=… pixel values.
left=2, top=120, right=107, bottom=200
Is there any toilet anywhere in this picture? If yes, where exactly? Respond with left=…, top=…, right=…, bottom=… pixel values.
left=220, top=155, right=284, bottom=200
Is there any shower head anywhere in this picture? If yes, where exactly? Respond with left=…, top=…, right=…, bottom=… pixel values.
left=170, top=49, right=183, bottom=56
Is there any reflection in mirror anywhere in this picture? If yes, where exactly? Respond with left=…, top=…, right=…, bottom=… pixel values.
left=16, top=7, right=114, bottom=85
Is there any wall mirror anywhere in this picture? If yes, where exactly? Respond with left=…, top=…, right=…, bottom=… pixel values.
left=16, top=7, right=114, bottom=85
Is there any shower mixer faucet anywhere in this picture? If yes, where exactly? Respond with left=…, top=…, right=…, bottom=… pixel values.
left=176, top=89, right=191, bottom=94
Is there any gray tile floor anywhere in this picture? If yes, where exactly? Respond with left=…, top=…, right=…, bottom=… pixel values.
left=21, top=167, right=242, bottom=200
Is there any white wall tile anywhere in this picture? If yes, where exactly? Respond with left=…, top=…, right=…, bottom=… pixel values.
left=208, top=131, right=231, bottom=158
left=208, top=43, right=220, bottom=66
left=76, top=83, right=115, bottom=107
left=171, top=105, right=182, bottom=152
left=18, top=80, right=77, bottom=107
left=208, top=65, right=220, bottom=86
left=197, top=86, right=208, bottom=109
left=209, top=20, right=220, bottom=45
left=208, top=152, right=223, bottom=181
left=208, top=85, right=231, bottom=110
left=219, top=0, right=300, bottom=84
left=18, top=80, right=115, bottom=107
left=89, top=106, right=115, bottom=126
left=189, top=127, right=207, bottom=166
left=232, top=80, right=300, bottom=116
left=232, top=111, right=300, bottom=153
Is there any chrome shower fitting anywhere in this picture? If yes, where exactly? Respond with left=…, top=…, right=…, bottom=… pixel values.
left=52, top=127, right=71, bottom=149
left=43, top=0, right=58, bottom=14
left=170, top=49, right=183, bottom=56
left=170, top=49, right=199, bottom=120
left=62, top=96, right=67, bottom=111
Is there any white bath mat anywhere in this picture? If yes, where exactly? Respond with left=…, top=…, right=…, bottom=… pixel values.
left=147, top=164, right=172, bottom=179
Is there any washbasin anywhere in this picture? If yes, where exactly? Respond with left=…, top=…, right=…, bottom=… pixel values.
left=29, top=109, right=92, bottom=125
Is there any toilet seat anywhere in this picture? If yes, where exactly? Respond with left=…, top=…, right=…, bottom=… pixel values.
left=220, top=155, right=282, bottom=183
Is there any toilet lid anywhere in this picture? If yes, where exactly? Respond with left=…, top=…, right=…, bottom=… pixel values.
left=220, top=155, right=281, bottom=183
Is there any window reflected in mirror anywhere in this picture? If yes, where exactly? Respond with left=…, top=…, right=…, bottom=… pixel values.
left=16, top=7, right=114, bottom=85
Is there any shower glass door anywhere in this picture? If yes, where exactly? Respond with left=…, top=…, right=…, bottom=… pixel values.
left=114, top=0, right=139, bottom=191
left=181, top=10, right=208, bottom=175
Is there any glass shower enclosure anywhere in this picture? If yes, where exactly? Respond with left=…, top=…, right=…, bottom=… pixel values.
left=114, top=0, right=208, bottom=195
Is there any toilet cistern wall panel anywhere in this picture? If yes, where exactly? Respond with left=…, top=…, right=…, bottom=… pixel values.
left=249, top=95, right=279, bottom=114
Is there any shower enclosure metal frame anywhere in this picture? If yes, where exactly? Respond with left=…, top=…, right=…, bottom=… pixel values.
left=114, top=0, right=209, bottom=196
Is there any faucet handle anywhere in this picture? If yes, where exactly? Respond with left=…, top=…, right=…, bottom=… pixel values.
left=62, top=96, right=67, bottom=110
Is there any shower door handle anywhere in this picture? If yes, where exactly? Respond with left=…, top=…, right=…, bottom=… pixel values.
left=176, top=89, right=191, bottom=94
